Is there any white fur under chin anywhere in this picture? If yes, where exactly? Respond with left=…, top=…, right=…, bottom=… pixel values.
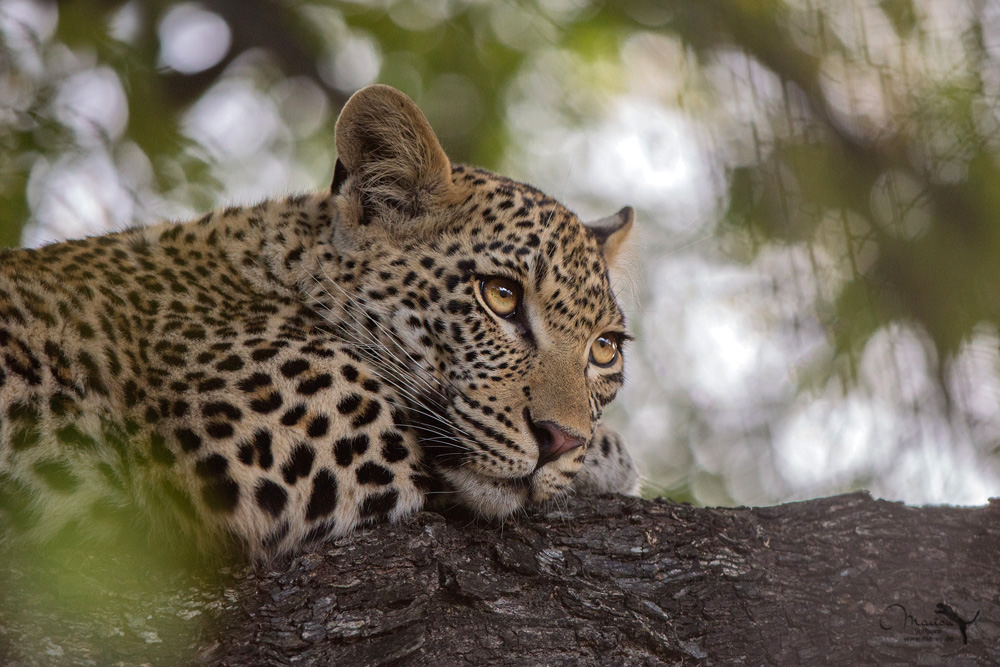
left=528, top=465, right=575, bottom=503
left=443, top=468, right=529, bottom=519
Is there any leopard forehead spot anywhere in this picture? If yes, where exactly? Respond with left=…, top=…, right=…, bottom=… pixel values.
left=0, top=84, right=639, bottom=558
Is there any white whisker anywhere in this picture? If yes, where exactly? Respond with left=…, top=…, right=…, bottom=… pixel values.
left=303, top=269, right=484, bottom=453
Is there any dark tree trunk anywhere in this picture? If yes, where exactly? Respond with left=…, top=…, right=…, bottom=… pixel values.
left=1, top=493, right=997, bottom=665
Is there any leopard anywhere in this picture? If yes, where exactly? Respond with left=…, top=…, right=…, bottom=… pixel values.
left=0, top=84, right=639, bottom=557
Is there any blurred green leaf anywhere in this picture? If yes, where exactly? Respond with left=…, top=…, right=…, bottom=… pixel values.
left=879, top=0, right=918, bottom=38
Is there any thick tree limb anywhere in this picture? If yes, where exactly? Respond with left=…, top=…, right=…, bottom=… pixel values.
left=1, top=492, right=997, bottom=665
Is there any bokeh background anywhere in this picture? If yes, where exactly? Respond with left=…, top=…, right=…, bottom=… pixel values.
left=2, top=0, right=999, bottom=507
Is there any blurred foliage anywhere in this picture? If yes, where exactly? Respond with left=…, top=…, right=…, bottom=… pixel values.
left=1, top=0, right=999, bottom=505
left=0, top=533, right=232, bottom=661
left=684, top=0, right=1000, bottom=369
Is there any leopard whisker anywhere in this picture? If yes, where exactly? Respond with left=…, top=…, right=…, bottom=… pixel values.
left=314, top=269, right=478, bottom=407
left=306, top=277, right=483, bottom=446
left=300, top=269, right=433, bottom=389
left=307, top=293, right=448, bottom=402
left=312, top=270, right=451, bottom=398
left=309, top=318, right=484, bottom=453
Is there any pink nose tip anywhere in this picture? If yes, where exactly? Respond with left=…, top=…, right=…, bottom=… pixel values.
left=525, top=409, right=586, bottom=468
left=541, top=423, right=585, bottom=461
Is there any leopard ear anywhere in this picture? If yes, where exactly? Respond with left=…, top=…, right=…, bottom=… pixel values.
left=334, top=84, right=454, bottom=225
left=585, top=206, right=634, bottom=266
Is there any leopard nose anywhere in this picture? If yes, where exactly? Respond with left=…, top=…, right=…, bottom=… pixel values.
left=525, top=409, right=586, bottom=468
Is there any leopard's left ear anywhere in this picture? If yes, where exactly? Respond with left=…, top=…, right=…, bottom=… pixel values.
left=334, top=84, right=456, bottom=226
left=585, top=206, right=634, bottom=266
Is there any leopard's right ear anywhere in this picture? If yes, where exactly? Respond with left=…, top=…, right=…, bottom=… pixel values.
left=334, top=84, right=455, bottom=226
left=585, top=206, right=634, bottom=268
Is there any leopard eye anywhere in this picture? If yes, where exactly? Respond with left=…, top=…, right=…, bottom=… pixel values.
left=590, top=334, right=620, bottom=367
left=480, top=277, right=520, bottom=318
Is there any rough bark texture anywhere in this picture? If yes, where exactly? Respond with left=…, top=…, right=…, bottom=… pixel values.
left=1, top=492, right=997, bottom=666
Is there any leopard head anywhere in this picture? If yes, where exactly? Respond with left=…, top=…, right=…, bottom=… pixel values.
left=316, top=84, right=633, bottom=517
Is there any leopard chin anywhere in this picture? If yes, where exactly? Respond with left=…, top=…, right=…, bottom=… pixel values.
left=437, top=468, right=583, bottom=521
left=428, top=451, right=586, bottom=519
left=406, top=400, right=581, bottom=512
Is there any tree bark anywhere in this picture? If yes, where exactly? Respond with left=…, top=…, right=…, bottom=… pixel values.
left=1, top=492, right=997, bottom=665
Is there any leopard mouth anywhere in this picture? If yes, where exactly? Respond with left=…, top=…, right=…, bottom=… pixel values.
left=404, top=389, right=531, bottom=474
left=403, top=398, right=560, bottom=516
left=414, top=413, right=537, bottom=485
left=419, top=439, right=567, bottom=519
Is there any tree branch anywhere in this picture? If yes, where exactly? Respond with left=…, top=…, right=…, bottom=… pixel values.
left=1, top=493, right=997, bottom=665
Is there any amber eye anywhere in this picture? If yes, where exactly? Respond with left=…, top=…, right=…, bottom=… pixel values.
left=590, top=334, right=620, bottom=367
left=480, top=277, right=520, bottom=318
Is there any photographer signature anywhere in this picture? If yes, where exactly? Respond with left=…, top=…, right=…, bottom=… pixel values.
left=879, top=602, right=979, bottom=645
